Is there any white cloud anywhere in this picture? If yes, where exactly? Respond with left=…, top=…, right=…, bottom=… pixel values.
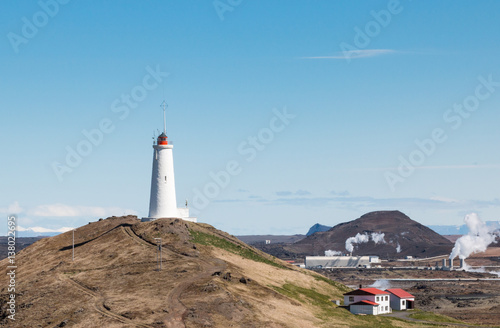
left=27, top=203, right=138, bottom=218
left=16, top=225, right=73, bottom=233
left=325, top=250, right=342, bottom=256
left=303, top=49, right=395, bottom=60
left=0, top=201, right=23, bottom=214
left=346, top=164, right=500, bottom=172
left=430, top=196, right=459, bottom=203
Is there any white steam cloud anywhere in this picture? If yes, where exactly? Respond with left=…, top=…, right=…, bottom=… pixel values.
left=396, top=242, right=402, bottom=253
left=371, top=232, right=386, bottom=244
left=345, top=232, right=386, bottom=253
left=369, top=279, right=392, bottom=290
left=324, top=250, right=342, bottom=256
left=449, top=213, right=497, bottom=261
left=345, top=233, right=369, bottom=252
left=461, top=265, right=500, bottom=277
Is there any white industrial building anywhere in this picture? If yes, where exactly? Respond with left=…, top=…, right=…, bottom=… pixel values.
left=343, top=288, right=391, bottom=315
left=305, top=256, right=380, bottom=268
left=386, top=289, right=415, bottom=310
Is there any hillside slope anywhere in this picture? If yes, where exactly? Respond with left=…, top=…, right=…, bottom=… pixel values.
left=288, top=211, right=453, bottom=258
left=1, top=216, right=428, bottom=327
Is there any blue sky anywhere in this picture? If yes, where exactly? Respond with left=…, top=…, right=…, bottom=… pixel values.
left=1, top=0, right=500, bottom=235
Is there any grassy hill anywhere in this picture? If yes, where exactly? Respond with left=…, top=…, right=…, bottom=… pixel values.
left=0, top=216, right=434, bottom=327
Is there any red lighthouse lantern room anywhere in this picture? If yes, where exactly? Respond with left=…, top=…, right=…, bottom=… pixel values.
left=157, top=132, right=169, bottom=145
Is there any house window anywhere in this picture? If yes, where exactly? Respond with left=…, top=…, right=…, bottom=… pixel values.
left=376, top=296, right=379, bottom=302
left=349, top=297, right=354, bottom=302
left=385, top=306, right=388, bottom=311
left=402, top=300, right=406, bottom=305
left=385, top=296, right=388, bottom=301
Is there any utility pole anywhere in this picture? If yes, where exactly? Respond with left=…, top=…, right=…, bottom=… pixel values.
left=72, top=229, right=75, bottom=261
left=154, top=238, right=162, bottom=271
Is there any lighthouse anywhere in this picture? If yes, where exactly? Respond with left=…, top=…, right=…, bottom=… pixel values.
left=142, top=102, right=196, bottom=222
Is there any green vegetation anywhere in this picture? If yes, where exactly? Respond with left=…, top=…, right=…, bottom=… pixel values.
left=311, top=273, right=351, bottom=294
left=190, top=230, right=288, bottom=269
left=409, top=310, right=464, bottom=323
left=348, top=316, right=439, bottom=328
left=271, top=283, right=336, bottom=318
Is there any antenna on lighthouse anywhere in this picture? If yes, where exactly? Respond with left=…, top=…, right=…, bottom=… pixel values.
left=160, top=100, right=168, bottom=135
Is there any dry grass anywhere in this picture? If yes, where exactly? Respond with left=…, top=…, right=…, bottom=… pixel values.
left=0, top=216, right=433, bottom=328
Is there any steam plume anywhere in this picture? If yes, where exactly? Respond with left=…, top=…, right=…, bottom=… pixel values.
left=371, top=232, right=386, bottom=244
left=449, top=213, right=497, bottom=261
left=324, top=250, right=342, bottom=256
left=345, top=232, right=386, bottom=253
left=345, top=233, right=369, bottom=252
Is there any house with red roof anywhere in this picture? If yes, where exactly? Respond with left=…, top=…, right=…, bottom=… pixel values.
left=343, top=288, right=391, bottom=315
left=386, top=288, right=415, bottom=310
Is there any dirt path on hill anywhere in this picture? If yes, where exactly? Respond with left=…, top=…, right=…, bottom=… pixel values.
left=56, top=223, right=228, bottom=328
left=61, top=273, right=153, bottom=328
left=163, top=257, right=227, bottom=328
left=121, top=224, right=228, bottom=328
left=122, top=225, right=157, bottom=247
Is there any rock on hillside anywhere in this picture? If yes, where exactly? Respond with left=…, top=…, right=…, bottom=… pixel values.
left=289, top=211, right=453, bottom=258
left=0, top=215, right=423, bottom=327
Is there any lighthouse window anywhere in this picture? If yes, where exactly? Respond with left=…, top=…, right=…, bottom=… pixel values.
left=165, top=176, right=167, bottom=182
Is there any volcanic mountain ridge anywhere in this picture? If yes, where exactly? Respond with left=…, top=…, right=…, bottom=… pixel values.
left=287, top=211, right=454, bottom=258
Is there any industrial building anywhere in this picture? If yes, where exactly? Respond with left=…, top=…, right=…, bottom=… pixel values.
left=305, top=255, right=380, bottom=268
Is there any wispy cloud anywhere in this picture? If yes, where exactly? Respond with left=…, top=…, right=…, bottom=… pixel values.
left=345, top=164, right=500, bottom=172
left=275, top=190, right=311, bottom=197
left=303, top=49, right=396, bottom=60
left=214, top=193, right=500, bottom=214
left=16, top=225, right=73, bottom=233
left=330, top=190, right=350, bottom=196
left=271, top=195, right=500, bottom=211
left=0, top=201, right=23, bottom=214
left=27, top=203, right=138, bottom=218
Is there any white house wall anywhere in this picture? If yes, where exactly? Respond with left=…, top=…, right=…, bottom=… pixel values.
left=390, top=297, right=414, bottom=310
left=350, top=305, right=376, bottom=315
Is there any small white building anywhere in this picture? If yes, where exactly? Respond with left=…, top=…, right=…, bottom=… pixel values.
left=343, top=288, right=391, bottom=315
left=386, top=288, right=415, bottom=310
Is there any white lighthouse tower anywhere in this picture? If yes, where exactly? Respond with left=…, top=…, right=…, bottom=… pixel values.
left=142, top=102, right=196, bottom=222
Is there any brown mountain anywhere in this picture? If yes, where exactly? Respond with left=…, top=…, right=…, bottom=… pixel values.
left=287, top=211, right=453, bottom=258
left=0, top=215, right=427, bottom=328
